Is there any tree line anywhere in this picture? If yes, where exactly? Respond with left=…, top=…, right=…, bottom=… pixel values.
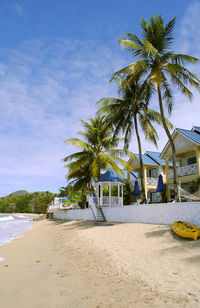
left=0, top=191, right=55, bottom=214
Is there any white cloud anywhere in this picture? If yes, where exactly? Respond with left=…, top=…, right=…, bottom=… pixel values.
left=1, top=2, right=200, bottom=196
left=0, top=38, right=127, bottom=195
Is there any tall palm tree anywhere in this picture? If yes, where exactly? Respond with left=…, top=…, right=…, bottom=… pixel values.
left=97, top=77, right=172, bottom=203
left=64, top=115, right=133, bottom=192
left=111, top=15, right=200, bottom=201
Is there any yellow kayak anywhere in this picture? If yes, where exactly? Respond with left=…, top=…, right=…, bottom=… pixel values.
left=172, top=221, right=200, bottom=240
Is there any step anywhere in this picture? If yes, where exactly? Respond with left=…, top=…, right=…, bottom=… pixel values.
left=96, top=209, right=105, bottom=221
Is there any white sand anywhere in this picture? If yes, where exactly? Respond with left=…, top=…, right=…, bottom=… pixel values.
left=0, top=219, right=200, bottom=307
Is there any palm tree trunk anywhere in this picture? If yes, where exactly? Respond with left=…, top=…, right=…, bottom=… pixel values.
left=134, top=114, right=147, bottom=203
left=157, top=85, right=180, bottom=202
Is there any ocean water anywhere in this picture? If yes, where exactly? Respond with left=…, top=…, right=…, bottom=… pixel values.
left=0, top=214, right=35, bottom=260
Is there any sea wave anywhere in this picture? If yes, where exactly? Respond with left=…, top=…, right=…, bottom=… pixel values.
left=13, top=215, right=27, bottom=219
left=0, top=216, right=15, bottom=222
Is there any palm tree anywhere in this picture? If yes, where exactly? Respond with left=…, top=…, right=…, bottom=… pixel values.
left=97, top=77, right=172, bottom=203
left=64, top=115, right=133, bottom=192
left=111, top=15, right=200, bottom=201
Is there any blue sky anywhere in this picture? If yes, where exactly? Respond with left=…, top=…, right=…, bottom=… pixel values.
left=0, top=0, right=200, bottom=196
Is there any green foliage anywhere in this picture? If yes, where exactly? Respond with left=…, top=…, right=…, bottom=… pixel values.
left=8, top=190, right=29, bottom=197
left=64, top=115, right=133, bottom=193
left=58, top=184, right=91, bottom=209
left=111, top=14, right=200, bottom=201
left=0, top=191, right=55, bottom=214
left=123, top=182, right=132, bottom=205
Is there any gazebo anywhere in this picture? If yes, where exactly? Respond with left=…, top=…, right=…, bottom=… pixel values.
left=94, top=168, right=125, bottom=206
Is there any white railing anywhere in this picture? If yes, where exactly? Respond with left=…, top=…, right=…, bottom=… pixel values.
left=168, top=163, right=197, bottom=179
left=49, top=204, right=59, bottom=210
left=87, top=196, right=97, bottom=219
left=88, top=196, right=123, bottom=206
left=48, top=203, right=74, bottom=210
left=101, top=196, right=123, bottom=206
left=132, top=177, right=157, bottom=186
left=146, top=177, right=158, bottom=186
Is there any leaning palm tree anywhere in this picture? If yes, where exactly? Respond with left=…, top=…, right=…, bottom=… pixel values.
left=111, top=15, right=200, bottom=201
left=97, top=77, right=172, bottom=203
left=64, top=115, right=133, bottom=192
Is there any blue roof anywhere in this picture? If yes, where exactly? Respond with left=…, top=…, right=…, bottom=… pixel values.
left=97, top=168, right=125, bottom=184
left=146, top=151, right=166, bottom=165
left=134, top=154, right=158, bottom=165
left=130, top=171, right=138, bottom=179
left=122, top=169, right=137, bottom=180
left=177, top=128, right=200, bottom=145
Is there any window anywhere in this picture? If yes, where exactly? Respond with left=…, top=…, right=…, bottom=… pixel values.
left=147, top=168, right=158, bottom=178
left=183, top=156, right=196, bottom=166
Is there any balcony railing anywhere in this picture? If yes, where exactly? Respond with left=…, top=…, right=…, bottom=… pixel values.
left=132, top=177, right=158, bottom=186
left=146, top=177, right=158, bottom=186
left=168, top=163, right=197, bottom=179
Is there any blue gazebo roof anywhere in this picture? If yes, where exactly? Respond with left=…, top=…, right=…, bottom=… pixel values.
left=96, top=168, right=125, bottom=184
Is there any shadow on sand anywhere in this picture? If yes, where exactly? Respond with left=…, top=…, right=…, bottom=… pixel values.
left=144, top=226, right=200, bottom=257
left=49, top=219, right=118, bottom=230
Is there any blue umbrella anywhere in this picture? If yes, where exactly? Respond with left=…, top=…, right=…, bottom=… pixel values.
left=156, top=174, right=165, bottom=192
left=59, top=197, right=70, bottom=203
left=133, top=180, right=140, bottom=195
left=61, top=197, right=70, bottom=200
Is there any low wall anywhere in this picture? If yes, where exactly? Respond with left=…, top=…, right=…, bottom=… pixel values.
left=51, top=202, right=200, bottom=225
left=53, top=208, right=95, bottom=221
left=101, top=202, right=200, bottom=225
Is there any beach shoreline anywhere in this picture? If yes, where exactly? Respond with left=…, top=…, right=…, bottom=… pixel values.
left=0, top=219, right=200, bottom=307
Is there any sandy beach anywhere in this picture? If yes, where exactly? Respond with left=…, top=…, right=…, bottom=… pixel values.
left=0, top=219, right=200, bottom=308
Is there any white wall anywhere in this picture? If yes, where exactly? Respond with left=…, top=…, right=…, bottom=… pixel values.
left=101, top=203, right=200, bottom=225
left=53, top=208, right=95, bottom=221
left=51, top=203, right=200, bottom=225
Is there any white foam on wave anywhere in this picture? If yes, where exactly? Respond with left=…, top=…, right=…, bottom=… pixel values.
left=14, top=215, right=26, bottom=219
left=0, top=216, right=14, bottom=222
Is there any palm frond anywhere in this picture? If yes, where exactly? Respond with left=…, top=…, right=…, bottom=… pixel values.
left=65, top=138, right=92, bottom=150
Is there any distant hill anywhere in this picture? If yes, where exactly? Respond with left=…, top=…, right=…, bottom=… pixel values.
left=3, top=190, right=55, bottom=198
left=9, top=190, right=29, bottom=197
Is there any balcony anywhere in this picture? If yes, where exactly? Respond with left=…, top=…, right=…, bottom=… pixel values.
left=146, top=177, right=158, bottom=186
left=168, top=163, right=197, bottom=179
left=132, top=177, right=158, bottom=186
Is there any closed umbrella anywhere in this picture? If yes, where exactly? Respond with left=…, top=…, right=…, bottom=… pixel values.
left=93, top=193, right=97, bottom=204
left=133, top=180, right=140, bottom=195
left=156, top=174, right=165, bottom=192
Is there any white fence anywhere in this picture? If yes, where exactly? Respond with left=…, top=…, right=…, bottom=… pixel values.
left=168, top=163, right=197, bottom=178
